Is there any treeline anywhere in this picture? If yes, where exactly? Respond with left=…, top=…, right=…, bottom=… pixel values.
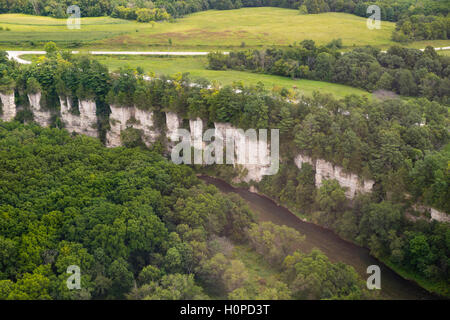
left=392, top=14, right=450, bottom=42
left=208, top=41, right=450, bottom=102
left=0, top=121, right=374, bottom=299
left=1, top=0, right=448, bottom=22
left=111, top=5, right=171, bottom=22
left=1, top=47, right=448, bottom=213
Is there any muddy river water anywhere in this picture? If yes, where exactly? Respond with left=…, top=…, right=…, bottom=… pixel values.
left=200, top=175, right=438, bottom=300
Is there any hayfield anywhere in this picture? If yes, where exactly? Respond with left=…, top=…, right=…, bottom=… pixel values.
left=0, top=8, right=404, bottom=50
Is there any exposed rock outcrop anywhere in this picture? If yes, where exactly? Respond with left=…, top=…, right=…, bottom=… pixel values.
left=106, top=106, right=158, bottom=147
left=59, top=97, right=98, bottom=138
left=106, top=106, right=134, bottom=147
left=78, top=100, right=98, bottom=138
left=0, top=92, right=16, bottom=121
left=166, top=112, right=182, bottom=143
left=60, top=97, right=81, bottom=135
left=214, top=122, right=275, bottom=183
left=412, top=205, right=450, bottom=223
left=190, top=117, right=205, bottom=156
left=134, top=108, right=159, bottom=147
left=294, top=153, right=374, bottom=199
left=28, top=92, right=51, bottom=127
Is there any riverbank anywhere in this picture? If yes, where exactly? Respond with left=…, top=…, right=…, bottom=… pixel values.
left=199, top=175, right=440, bottom=300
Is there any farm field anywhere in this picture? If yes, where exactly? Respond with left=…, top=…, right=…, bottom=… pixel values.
left=1, top=8, right=448, bottom=51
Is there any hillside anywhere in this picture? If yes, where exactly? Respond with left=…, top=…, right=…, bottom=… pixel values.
left=2, top=9, right=446, bottom=51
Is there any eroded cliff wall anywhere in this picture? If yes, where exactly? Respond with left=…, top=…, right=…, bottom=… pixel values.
left=106, top=106, right=158, bottom=147
left=59, top=97, right=98, bottom=137
left=28, top=92, right=51, bottom=127
left=0, top=92, right=16, bottom=121
left=214, top=122, right=273, bottom=183
left=294, top=153, right=374, bottom=199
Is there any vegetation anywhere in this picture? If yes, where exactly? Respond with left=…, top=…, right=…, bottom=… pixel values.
left=0, top=120, right=376, bottom=300
left=0, top=9, right=398, bottom=50
left=90, top=55, right=370, bottom=99
left=392, top=15, right=450, bottom=42
left=1, top=0, right=448, bottom=22
left=208, top=40, right=450, bottom=102
left=0, top=40, right=448, bottom=299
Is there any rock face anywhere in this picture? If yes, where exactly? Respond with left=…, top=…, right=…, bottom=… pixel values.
left=430, top=208, right=450, bottom=223
left=59, top=97, right=98, bottom=138
left=190, top=118, right=205, bottom=158
left=295, top=153, right=374, bottom=199
left=78, top=100, right=98, bottom=138
left=60, top=97, right=80, bottom=134
left=0, top=92, right=16, bottom=121
left=413, top=205, right=450, bottom=223
left=166, top=112, right=182, bottom=143
left=134, top=108, right=159, bottom=146
left=106, top=106, right=158, bottom=147
left=28, top=92, right=52, bottom=127
left=214, top=122, right=274, bottom=183
left=106, top=106, right=134, bottom=147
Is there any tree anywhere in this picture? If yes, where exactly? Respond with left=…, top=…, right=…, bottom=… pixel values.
left=223, top=260, right=248, bottom=292
left=143, top=274, right=207, bottom=300
left=107, top=258, right=134, bottom=298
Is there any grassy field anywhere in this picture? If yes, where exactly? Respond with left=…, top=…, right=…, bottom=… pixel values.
left=2, top=8, right=448, bottom=51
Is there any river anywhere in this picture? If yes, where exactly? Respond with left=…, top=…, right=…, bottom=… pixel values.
left=200, top=175, right=438, bottom=300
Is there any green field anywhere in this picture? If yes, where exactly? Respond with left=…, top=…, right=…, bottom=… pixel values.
left=2, top=8, right=448, bottom=51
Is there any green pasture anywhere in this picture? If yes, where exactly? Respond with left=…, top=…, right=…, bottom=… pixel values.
left=2, top=8, right=441, bottom=51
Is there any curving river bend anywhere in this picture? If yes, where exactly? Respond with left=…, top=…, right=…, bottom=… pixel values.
left=200, top=175, right=438, bottom=300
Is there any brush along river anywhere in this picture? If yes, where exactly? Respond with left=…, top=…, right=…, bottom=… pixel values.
left=200, top=175, right=438, bottom=300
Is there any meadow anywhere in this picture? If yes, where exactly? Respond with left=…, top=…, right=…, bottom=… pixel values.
left=2, top=8, right=448, bottom=51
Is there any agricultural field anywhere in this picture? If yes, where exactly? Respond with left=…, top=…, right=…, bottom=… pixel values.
left=2, top=8, right=448, bottom=51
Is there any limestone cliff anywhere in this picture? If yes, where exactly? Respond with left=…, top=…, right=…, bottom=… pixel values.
left=28, top=92, right=51, bottom=127
left=412, top=204, right=450, bottom=223
left=78, top=100, right=98, bottom=138
left=0, top=92, right=16, bottom=121
left=214, top=122, right=274, bottom=183
left=59, top=97, right=98, bottom=138
left=294, top=153, right=374, bottom=199
left=60, top=97, right=81, bottom=134
left=106, top=106, right=134, bottom=147
left=106, top=106, right=159, bottom=147
left=166, top=112, right=182, bottom=144
left=133, top=108, right=159, bottom=147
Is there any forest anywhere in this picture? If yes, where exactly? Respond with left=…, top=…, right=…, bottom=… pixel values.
left=0, top=121, right=375, bottom=299
left=0, top=46, right=449, bottom=297
left=207, top=40, right=450, bottom=102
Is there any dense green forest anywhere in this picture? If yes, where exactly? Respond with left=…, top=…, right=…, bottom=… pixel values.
left=0, top=47, right=449, bottom=297
left=208, top=40, right=450, bottom=102
left=0, top=121, right=376, bottom=299
left=0, top=47, right=448, bottom=212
